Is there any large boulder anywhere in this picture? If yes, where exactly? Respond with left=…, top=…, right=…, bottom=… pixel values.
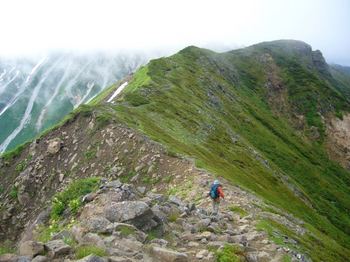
left=44, top=239, right=71, bottom=258
left=19, top=241, right=45, bottom=258
left=149, top=246, right=188, bottom=262
left=47, top=138, right=62, bottom=155
left=104, top=201, right=154, bottom=229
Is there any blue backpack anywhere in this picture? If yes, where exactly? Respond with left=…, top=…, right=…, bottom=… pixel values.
left=209, top=184, right=220, bottom=199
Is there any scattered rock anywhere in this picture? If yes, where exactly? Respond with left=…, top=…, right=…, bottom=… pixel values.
left=199, top=231, right=212, bottom=240
left=134, top=164, right=144, bottom=172
left=137, top=186, right=146, bottom=194
left=246, top=252, right=258, bottom=262
left=187, top=241, right=199, bottom=247
left=47, top=138, right=62, bottom=155
left=150, top=238, right=169, bottom=247
left=196, top=249, right=208, bottom=259
left=58, top=173, right=65, bottom=182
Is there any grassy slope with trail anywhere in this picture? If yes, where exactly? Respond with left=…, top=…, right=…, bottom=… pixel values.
left=94, top=41, right=350, bottom=261
left=2, top=41, right=350, bottom=261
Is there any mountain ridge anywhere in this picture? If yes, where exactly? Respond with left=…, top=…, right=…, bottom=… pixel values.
left=1, top=40, right=350, bottom=261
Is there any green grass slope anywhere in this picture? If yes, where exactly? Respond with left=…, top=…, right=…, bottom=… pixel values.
left=93, top=41, right=350, bottom=261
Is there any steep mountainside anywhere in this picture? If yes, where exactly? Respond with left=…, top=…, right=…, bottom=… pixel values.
left=1, top=40, right=350, bottom=262
left=109, top=40, right=350, bottom=259
left=0, top=52, right=147, bottom=153
left=330, top=64, right=350, bottom=100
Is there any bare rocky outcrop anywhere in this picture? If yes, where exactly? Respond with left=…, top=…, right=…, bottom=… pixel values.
left=326, top=113, right=350, bottom=169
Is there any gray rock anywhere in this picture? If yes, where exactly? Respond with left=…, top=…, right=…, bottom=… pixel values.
left=45, top=239, right=71, bottom=258
left=110, top=238, right=143, bottom=253
left=0, top=254, right=20, bottom=262
left=17, top=257, right=31, bottom=262
left=150, top=246, right=188, bottom=262
left=207, top=241, right=225, bottom=249
left=246, top=252, right=258, bottom=262
left=52, top=230, right=72, bottom=241
left=168, top=195, right=184, bottom=207
left=114, top=223, right=147, bottom=242
left=31, top=255, right=48, bottom=262
left=75, top=254, right=108, bottom=262
left=135, top=164, right=144, bottom=172
left=197, top=231, right=211, bottom=240
left=196, top=249, right=208, bottom=259
left=187, top=203, right=196, bottom=212
left=187, top=241, right=199, bottom=247
left=85, top=217, right=114, bottom=234
left=59, top=173, right=65, bottom=182
left=108, top=257, right=132, bottom=262
left=104, top=201, right=154, bottom=229
left=130, top=173, right=140, bottom=183
left=150, top=238, right=169, bottom=247
left=195, top=218, right=211, bottom=231
left=81, top=233, right=105, bottom=249
left=103, top=180, right=122, bottom=189
left=19, top=241, right=45, bottom=258
left=82, top=193, right=98, bottom=203
left=136, top=186, right=146, bottom=194
left=146, top=192, right=166, bottom=203
left=151, top=205, right=167, bottom=223
left=71, top=225, right=86, bottom=243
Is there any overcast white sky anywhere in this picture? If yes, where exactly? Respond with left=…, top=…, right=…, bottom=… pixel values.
left=0, top=0, right=349, bottom=65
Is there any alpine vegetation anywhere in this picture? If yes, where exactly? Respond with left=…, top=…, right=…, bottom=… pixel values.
left=1, top=40, right=350, bottom=262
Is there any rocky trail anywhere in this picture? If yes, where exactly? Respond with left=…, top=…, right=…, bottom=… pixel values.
left=0, top=112, right=310, bottom=262
left=1, top=175, right=309, bottom=262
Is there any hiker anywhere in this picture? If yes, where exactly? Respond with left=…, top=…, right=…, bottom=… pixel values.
left=208, top=180, right=224, bottom=215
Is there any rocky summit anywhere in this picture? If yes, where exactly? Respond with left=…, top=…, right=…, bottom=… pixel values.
left=1, top=40, right=350, bottom=261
